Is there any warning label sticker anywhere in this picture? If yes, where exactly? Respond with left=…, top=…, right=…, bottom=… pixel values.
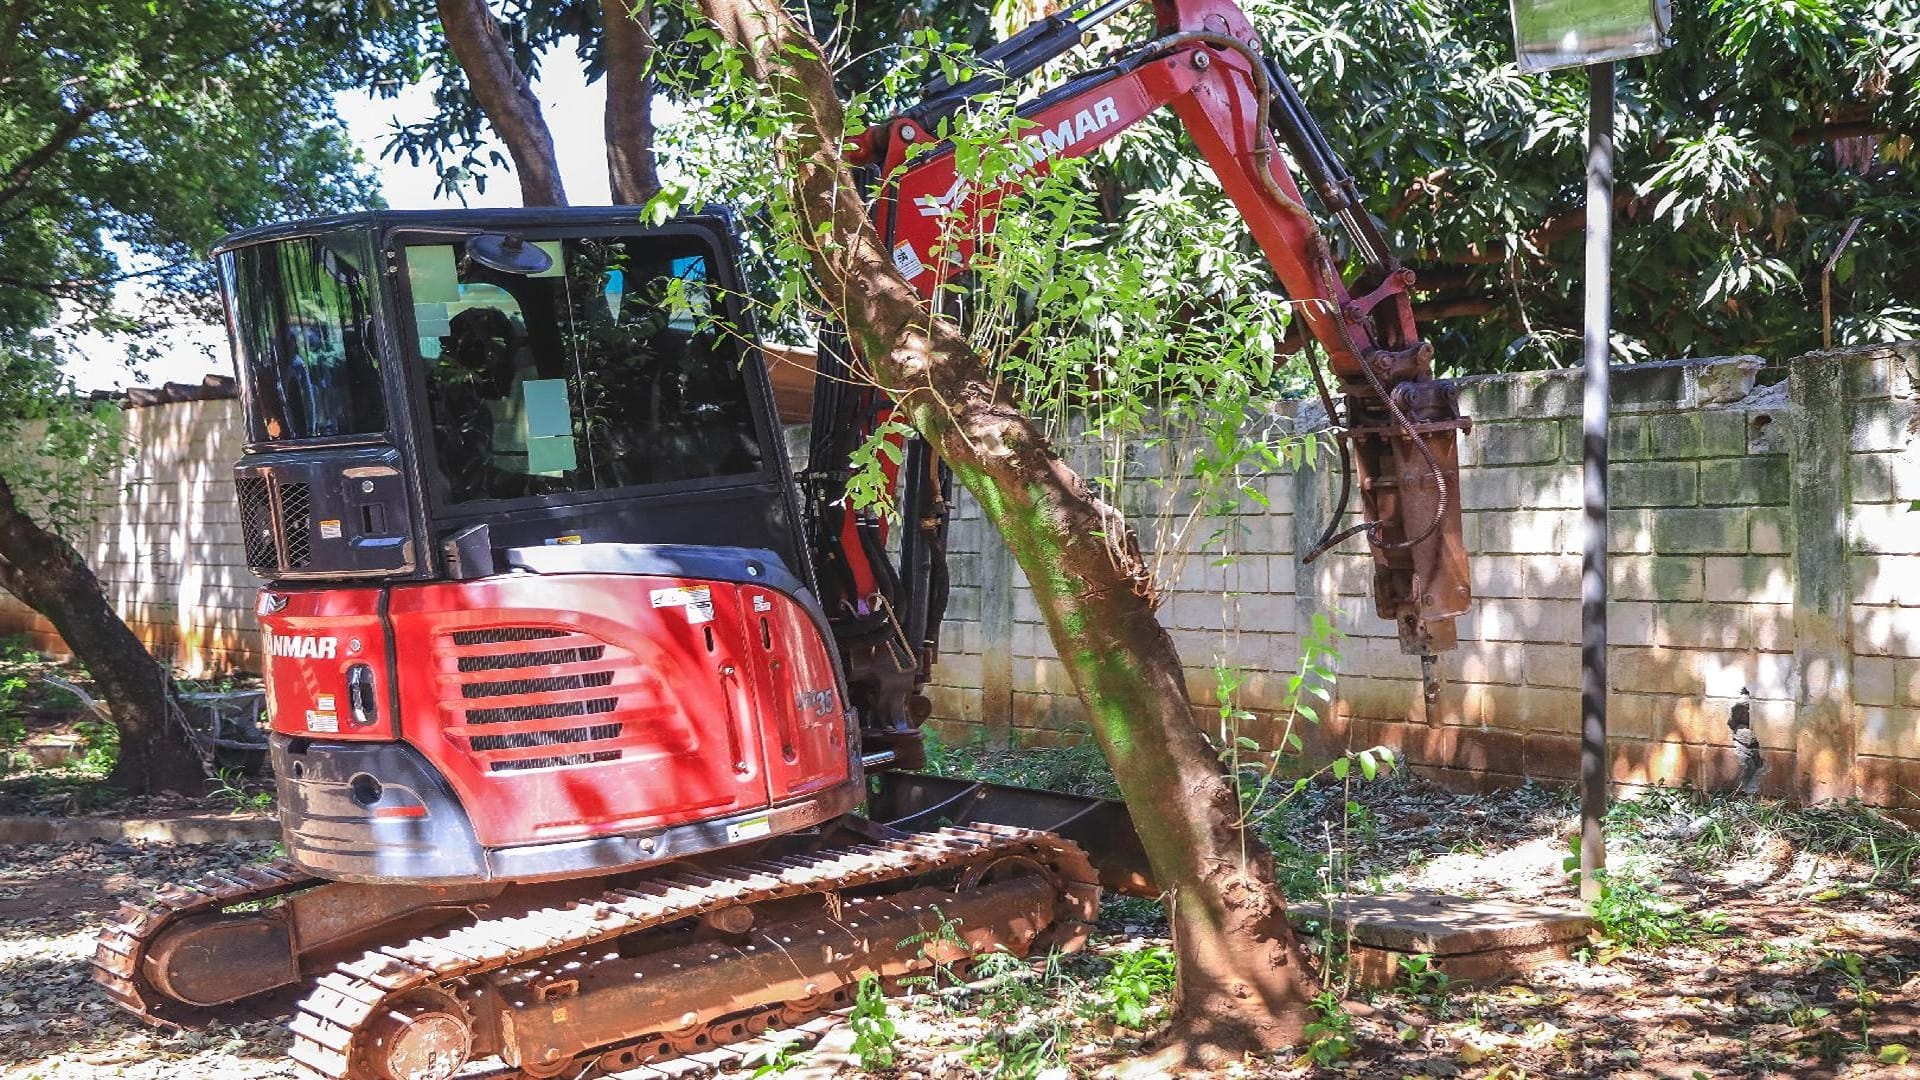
left=318, top=519, right=342, bottom=539
left=726, top=815, right=772, bottom=843
left=891, top=240, right=925, bottom=280
left=305, top=709, right=339, bottom=733
left=650, top=585, right=714, bottom=624
left=751, top=595, right=773, bottom=613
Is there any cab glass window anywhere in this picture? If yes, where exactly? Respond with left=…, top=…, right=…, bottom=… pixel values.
left=405, top=235, right=763, bottom=504
left=221, top=234, right=386, bottom=441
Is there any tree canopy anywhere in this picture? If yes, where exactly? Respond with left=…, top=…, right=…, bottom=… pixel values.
left=0, top=0, right=398, bottom=343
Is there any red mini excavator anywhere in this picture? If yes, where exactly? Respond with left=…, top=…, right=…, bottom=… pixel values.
left=94, top=1, right=1469, bottom=1076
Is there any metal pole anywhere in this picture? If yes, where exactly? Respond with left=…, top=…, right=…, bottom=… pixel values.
left=1578, top=61, right=1614, bottom=903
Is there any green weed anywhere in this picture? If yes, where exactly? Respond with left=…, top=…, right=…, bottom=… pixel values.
left=1101, top=945, right=1174, bottom=1030
left=847, top=974, right=895, bottom=1072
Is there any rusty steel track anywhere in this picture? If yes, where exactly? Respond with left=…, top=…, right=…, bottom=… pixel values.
left=92, top=857, right=324, bottom=1026
left=288, top=823, right=1095, bottom=1079
left=93, top=824, right=1096, bottom=1080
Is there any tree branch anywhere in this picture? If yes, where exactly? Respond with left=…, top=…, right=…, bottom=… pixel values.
left=437, top=0, right=569, bottom=206
left=604, top=0, right=662, bottom=204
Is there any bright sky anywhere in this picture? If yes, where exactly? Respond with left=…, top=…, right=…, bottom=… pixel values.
left=63, top=59, right=614, bottom=393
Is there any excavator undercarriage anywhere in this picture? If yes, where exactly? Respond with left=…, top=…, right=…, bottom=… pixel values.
left=96, top=822, right=1098, bottom=1080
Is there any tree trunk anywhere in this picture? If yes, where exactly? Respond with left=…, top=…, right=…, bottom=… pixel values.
left=0, top=475, right=203, bottom=794
left=603, top=0, right=662, bottom=205
left=436, top=0, right=569, bottom=206
left=695, top=0, right=1319, bottom=1060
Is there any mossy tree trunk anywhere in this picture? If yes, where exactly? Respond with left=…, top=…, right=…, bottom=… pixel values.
left=696, top=0, right=1319, bottom=1058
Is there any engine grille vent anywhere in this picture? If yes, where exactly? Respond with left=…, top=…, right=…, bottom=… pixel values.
left=278, top=482, right=313, bottom=567
left=460, top=671, right=615, bottom=700
left=489, top=750, right=623, bottom=772
left=236, top=477, right=277, bottom=572
left=451, top=627, right=568, bottom=646
left=456, top=645, right=606, bottom=673
left=466, top=697, right=619, bottom=727
left=441, top=626, right=631, bottom=773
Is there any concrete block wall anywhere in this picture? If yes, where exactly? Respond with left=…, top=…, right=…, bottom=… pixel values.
left=4, top=347, right=1916, bottom=807
left=0, top=399, right=259, bottom=675
left=926, top=344, right=1920, bottom=811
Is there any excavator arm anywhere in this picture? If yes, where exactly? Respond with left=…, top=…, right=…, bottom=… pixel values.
left=832, top=0, right=1469, bottom=646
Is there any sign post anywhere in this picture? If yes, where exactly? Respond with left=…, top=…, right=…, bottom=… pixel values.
left=1509, top=0, right=1670, bottom=903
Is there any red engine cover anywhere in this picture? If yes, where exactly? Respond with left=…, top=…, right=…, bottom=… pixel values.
left=264, top=574, right=850, bottom=849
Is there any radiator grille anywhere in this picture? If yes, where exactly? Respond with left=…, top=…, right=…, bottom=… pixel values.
left=460, top=671, right=615, bottom=700
left=489, top=750, right=622, bottom=772
left=278, top=482, right=313, bottom=567
left=456, top=645, right=606, bottom=673
left=441, top=626, right=630, bottom=773
left=236, top=477, right=277, bottom=572
left=452, top=627, right=567, bottom=646
left=465, top=697, right=619, bottom=727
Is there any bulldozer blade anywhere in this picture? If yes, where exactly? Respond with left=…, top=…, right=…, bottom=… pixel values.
left=868, top=771, right=1158, bottom=897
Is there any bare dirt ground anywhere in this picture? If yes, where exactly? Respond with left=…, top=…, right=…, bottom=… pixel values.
left=0, top=776, right=1915, bottom=1079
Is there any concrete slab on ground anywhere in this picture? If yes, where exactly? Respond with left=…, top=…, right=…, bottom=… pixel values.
left=1290, top=891, right=1592, bottom=989
left=0, top=812, right=279, bottom=846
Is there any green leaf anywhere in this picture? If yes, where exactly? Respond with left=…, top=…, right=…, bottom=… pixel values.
left=1331, top=757, right=1350, bottom=781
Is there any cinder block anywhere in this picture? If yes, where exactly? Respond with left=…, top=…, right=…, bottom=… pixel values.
left=1700, top=410, right=1751, bottom=457
left=1608, top=692, right=1667, bottom=740
left=1699, top=456, right=1790, bottom=507
left=1608, top=601, right=1658, bottom=646
left=1651, top=508, right=1750, bottom=554
left=1856, top=705, right=1920, bottom=758
left=1849, top=398, right=1920, bottom=453
left=1526, top=555, right=1582, bottom=600
left=1609, top=509, right=1655, bottom=554
left=1851, top=605, right=1920, bottom=658
left=944, top=586, right=982, bottom=621
left=1749, top=508, right=1793, bottom=555
left=1852, top=555, right=1920, bottom=606
left=1702, top=556, right=1793, bottom=604
left=1645, top=414, right=1708, bottom=459
left=1850, top=502, right=1920, bottom=554
left=1654, top=602, right=1752, bottom=650
left=1855, top=656, right=1920, bottom=708
left=1464, top=421, right=1561, bottom=466
left=1451, top=640, right=1524, bottom=686
left=1849, top=450, right=1920, bottom=504
left=1470, top=555, right=1532, bottom=599
left=1609, top=646, right=1697, bottom=696
left=1475, top=598, right=1580, bottom=644
left=1612, top=462, right=1699, bottom=508
left=1612, top=556, right=1704, bottom=602
left=1608, top=414, right=1652, bottom=461
left=1473, top=508, right=1580, bottom=555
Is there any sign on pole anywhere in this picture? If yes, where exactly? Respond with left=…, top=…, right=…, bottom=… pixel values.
left=1511, top=0, right=1672, bottom=72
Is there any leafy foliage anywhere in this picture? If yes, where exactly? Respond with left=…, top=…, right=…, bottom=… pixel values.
left=847, top=973, right=897, bottom=1071
left=1100, top=944, right=1175, bottom=1029
left=0, top=0, right=395, bottom=344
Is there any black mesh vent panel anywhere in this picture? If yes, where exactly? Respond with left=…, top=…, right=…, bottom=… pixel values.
left=456, top=645, right=606, bottom=673
left=489, top=750, right=621, bottom=772
left=465, top=697, right=617, bottom=727
left=469, top=722, right=623, bottom=751
left=236, top=477, right=276, bottom=572
left=459, top=670, right=615, bottom=700
left=451, top=627, right=568, bottom=646
left=278, top=482, right=312, bottom=566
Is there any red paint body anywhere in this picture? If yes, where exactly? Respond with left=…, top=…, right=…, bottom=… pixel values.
left=265, top=575, right=848, bottom=849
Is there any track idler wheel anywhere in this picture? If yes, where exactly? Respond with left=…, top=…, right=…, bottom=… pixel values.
left=359, top=989, right=472, bottom=1080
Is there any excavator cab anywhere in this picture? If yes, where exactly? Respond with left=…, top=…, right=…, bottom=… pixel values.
left=216, top=209, right=866, bottom=884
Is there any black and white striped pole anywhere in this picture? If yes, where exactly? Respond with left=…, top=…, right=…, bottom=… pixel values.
left=1510, top=0, right=1670, bottom=904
